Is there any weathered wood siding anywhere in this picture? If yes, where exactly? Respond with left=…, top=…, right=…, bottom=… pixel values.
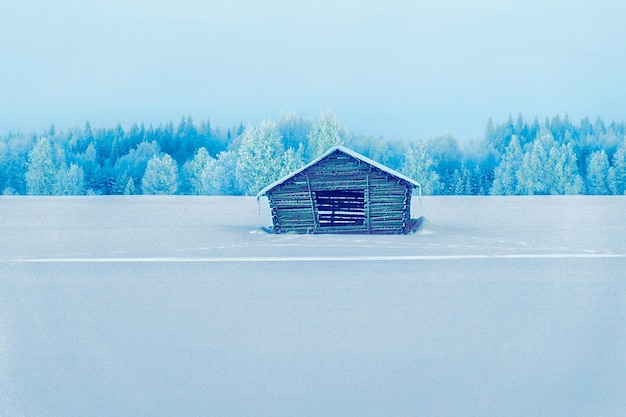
left=267, top=151, right=413, bottom=234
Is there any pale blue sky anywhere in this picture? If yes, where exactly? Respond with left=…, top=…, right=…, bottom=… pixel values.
left=1, top=0, right=625, bottom=139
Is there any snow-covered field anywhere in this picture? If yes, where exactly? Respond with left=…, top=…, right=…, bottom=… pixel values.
left=1, top=196, right=625, bottom=417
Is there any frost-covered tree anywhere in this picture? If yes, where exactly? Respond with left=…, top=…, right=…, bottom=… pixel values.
left=0, top=136, right=28, bottom=195
left=401, top=140, right=440, bottom=195
left=278, top=111, right=313, bottom=155
left=54, top=164, right=85, bottom=195
left=141, top=154, right=179, bottom=195
left=185, top=147, right=215, bottom=195
left=551, top=143, right=584, bottom=194
left=608, top=145, right=626, bottom=195
left=124, top=176, right=136, bottom=195
left=518, top=137, right=552, bottom=195
left=586, top=150, right=610, bottom=195
left=78, top=143, right=98, bottom=187
left=115, top=140, right=161, bottom=182
left=308, top=111, right=346, bottom=158
left=280, top=144, right=305, bottom=177
left=25, top=138, right=57, bottom=195
left=197, top=157, right=220, bottom=195
left=236, top=120, right=285, bottom=195
left=451, top=165, right=473, bottom=195
left=212, top=151, right=241, bottom=195
left=26, top=138, right=86, bottom=195
left=184, top=149, right=241, bottom=195
left=427, top=135, right=463, bottom=194
left=491, top=136, right=523, bottom=195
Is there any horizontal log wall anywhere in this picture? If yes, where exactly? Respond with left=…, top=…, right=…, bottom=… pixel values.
left=267, top=152, right=413, bottom=234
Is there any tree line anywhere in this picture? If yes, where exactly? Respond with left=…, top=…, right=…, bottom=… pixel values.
left=1, top=112, right=625, bottom=196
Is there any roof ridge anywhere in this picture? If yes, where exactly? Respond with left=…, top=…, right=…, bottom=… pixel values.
left=256, top=145, right=420, bottom=197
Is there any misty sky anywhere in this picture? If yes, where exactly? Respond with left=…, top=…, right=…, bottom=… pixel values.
left=1, top=0, right=625, bottom=139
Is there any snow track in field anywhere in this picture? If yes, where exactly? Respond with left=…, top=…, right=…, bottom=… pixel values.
left=4, top=253, right=625, bottom=263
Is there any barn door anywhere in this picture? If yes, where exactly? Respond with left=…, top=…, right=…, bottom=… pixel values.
left=314, top=190, right=366, bottom=228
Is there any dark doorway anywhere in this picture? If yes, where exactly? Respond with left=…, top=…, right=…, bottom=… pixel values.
left=315, top=190, right=366, bottom=227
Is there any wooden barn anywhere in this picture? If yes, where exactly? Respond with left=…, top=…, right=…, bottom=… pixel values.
left=257, top=146, right=421, bottom=234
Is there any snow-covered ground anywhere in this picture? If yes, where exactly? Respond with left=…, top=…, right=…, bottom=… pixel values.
left=1, top=196, right=625, bottom=417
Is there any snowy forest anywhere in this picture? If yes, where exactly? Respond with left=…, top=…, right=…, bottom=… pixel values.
left=1, top=111, right=625, bottom=196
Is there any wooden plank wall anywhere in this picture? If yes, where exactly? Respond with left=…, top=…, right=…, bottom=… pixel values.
left=267, top=152, right=413, bottom=234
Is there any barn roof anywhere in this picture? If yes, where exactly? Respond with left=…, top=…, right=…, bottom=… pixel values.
left=257, top=145, right=421, bottom=197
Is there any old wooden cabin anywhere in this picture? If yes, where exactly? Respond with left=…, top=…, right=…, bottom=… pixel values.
left=257, top=146, right=421, bottom=234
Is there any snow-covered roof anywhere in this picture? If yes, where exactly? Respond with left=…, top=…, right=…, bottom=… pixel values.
left=257, top=145, right=420, bottom=197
